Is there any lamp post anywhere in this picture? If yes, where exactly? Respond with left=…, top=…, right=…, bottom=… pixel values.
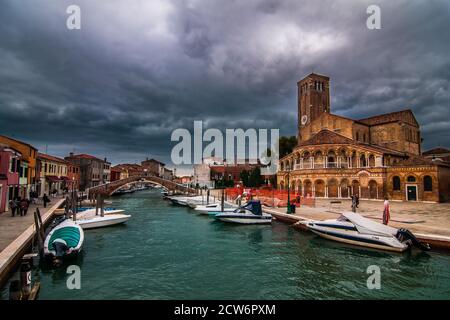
left=286, top=163, right=292, bottom=214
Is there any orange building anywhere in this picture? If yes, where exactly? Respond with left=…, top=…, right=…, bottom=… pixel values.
left=0, top=135, right=38, bottom=198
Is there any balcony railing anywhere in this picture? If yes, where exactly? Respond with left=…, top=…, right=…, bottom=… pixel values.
left=281, top=157, right=382, bottom=171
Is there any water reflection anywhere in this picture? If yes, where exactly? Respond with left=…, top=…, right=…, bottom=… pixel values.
left=3, top=189, right=448, bottom=300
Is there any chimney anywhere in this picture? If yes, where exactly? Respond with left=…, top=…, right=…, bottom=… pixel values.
left=69, top=152, right=74, bottom=157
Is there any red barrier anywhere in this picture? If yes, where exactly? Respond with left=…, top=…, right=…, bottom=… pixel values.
left=225, top=187, right=315, bottom=208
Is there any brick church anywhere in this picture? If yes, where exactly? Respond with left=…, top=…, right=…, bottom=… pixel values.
left=277, top=73, right=450, bottom=202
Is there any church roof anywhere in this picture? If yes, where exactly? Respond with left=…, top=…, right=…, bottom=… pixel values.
left=293, top=129, right=406, bottom=156
left=423, top=147, right=450, bottom=155
left=358, top=109, right=419, bottom=127
left=392, top=156, right=450, bottom=167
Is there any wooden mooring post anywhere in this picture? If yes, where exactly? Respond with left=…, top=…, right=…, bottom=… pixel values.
left=221, top=189, right=225, bottom=212
left=33, top=208, right=44, bottom=257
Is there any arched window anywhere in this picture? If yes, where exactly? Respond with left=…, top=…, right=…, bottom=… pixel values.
left=407, top=176, right=416, bottom=183
left=393, top=176, right=401, bottom=191
left=424, top=176, right=433, bottom=192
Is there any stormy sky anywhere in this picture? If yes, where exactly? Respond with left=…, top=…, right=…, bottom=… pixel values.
left=1, top=0, right=449, bottom=174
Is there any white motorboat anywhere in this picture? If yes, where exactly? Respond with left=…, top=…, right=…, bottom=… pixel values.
left=194, top=203, right=235, bottom=215
left=304, top=212, right=431, bottom=252
left=169, top=195, right=205, bottom=206
left=214, top=201, right=272, bottom=224
left=75, top=208, right=125, bottom=219
left=76, top=214, right=131, bottom=230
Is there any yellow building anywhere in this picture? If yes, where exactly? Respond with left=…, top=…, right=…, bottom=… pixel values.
left=0, top=135, right=38, bottom=198
left=37, top=153, right=69, bottom=197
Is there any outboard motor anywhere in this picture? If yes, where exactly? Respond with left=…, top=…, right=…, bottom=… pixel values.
left=242, top=200, right=262, bottom=216
left=396, top=228, right=431, bottom=251
left=52, top=239, right=69, bottom=267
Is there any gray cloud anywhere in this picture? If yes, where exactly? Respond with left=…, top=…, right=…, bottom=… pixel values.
left=0, top=0, right=449, bottom=170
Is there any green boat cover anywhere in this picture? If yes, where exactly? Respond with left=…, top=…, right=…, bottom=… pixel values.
left=49, top=226, right=81, bottom=250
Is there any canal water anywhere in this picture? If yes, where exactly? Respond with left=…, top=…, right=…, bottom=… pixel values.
left=3, top=189, right=450, bottom=299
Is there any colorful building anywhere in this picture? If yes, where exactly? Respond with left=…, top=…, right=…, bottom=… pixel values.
left=111, top=164, right=144, bottom=181
left=0, top=145, right=21, bottom=214
left=141, top=158, right=165, bottom=177
left=174, top=176, right=193, bottom=185
left=67, top=162, right=81, bottom=191
left=37, top=153, right=69, bottom=197
left=0, top=135, right=38, bottom=199
left=65, top=153, right=110, bottom=191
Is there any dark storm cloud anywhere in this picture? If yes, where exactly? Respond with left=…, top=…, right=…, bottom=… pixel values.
left=1, top=0, right=449, bottom=169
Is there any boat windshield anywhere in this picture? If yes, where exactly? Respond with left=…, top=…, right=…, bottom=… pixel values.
left=337, top=215, right=350, bottom=222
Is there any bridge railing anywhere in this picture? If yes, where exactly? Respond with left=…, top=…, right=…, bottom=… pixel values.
left=87, top=174, right=197, bottom=196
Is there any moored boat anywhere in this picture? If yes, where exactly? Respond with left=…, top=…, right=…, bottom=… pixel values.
left=214, top=200, right=272, bottom=224
left=76, top=214, right=131, bottom=230
left=44, top=218, right=84, bottom=266
left=76, top=208, right=125, bottom=219
left=304, top=212, right=431, bottom=252
left=168, top=195, right=205, bottom=206
left=194, top=203, right=235, bottom=215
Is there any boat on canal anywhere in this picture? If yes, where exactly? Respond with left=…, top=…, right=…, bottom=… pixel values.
left=75, top=214, right=131, bottom=230
left=194, top=203, right=235, bottom=215
left=214, top=200, right=272, bottom=224
left=76, top=208, right=125, bottom=218
left=304, top=212, right=431, bottom=252
left=168, top=195, right=205, bottom=206
left=44, top=218, right=84, bottom=267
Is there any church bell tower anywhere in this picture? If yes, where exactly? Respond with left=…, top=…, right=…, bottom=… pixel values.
left=297, top=73, right=330, bottom=141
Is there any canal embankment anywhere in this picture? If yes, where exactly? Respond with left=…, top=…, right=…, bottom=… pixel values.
left=0, top=198, right=65, bottom=288
left=211, top=189, right=450, bottom=252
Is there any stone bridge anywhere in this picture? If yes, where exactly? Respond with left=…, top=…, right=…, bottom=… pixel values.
left=87, top=175, right=197, bottom=197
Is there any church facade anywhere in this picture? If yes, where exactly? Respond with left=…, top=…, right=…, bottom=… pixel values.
left=277, top=73, right=450, bottom=202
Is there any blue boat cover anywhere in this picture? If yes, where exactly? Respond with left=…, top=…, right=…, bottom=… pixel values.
left=241, top=200, right=262, bottom=215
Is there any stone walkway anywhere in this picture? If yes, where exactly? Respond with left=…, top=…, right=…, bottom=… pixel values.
left=273, top=199, right=450, bottom=238
left=0, top=196, right=64, bottom=252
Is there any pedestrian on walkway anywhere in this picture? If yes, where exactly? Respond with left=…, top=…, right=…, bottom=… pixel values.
left=9, top=199, right=18, bottom=217
left=43, top=193, right=51, bottom=208
left=383, top=197, right=390, bottom=225
left=351, top=195, right=357, bottom=212
left=19, top=198, right=30, bottom=216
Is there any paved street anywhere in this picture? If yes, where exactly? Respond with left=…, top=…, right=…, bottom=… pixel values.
left=0, top=197, right=64, bottom=252
left=288, top=199, right=450, bottom=237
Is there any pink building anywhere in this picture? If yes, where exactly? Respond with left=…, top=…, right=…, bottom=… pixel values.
left=0, top=146, right=21, bottom=214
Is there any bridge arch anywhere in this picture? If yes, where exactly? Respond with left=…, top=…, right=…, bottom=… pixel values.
left=87, top=175, right=197, bottom=197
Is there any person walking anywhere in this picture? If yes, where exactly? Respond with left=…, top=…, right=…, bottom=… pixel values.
left=19, top=198, right=30, bottom=216
left=9, top=199, right=18, bottom=217
left=351, top=195, right=357, bottom=212
left=383, top=197, right=390, bottom=225
left=43, top=193, right=50, bottom=208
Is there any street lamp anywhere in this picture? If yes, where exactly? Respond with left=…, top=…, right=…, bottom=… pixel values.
left=286, top=162, right=292, bottom=214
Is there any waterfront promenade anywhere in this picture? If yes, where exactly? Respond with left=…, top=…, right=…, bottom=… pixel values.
left=210, top=189, right=450, bottom=248
left=264, top=199, right=450, bottom=249
left=0, top=197, right=64, bottom=285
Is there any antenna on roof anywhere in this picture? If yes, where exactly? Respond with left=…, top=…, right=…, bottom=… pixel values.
left=45, top=144, right=48, bottom=154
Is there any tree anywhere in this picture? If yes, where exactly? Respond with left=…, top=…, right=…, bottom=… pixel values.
left=240, top=167, right=264, bottom=188
left=240, top=170, right=250, bottom=187
left=279, top=136, right=297, bottom=158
